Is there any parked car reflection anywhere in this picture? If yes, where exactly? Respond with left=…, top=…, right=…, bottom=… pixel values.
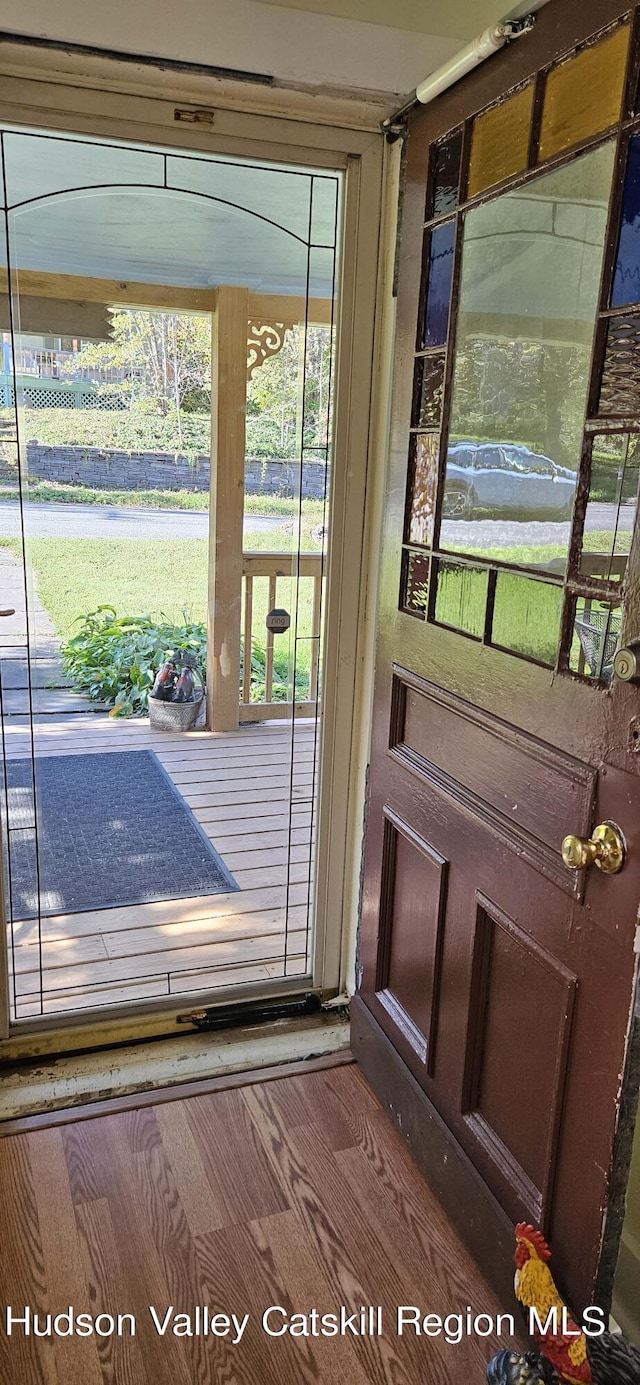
left=443, top=441, right=577, bottom=521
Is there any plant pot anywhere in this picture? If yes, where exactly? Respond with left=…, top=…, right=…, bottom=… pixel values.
left=147, top=685, right=206, bottom=732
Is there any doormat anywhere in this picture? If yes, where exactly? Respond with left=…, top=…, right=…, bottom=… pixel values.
left=5, top=750, right=238, bottom=919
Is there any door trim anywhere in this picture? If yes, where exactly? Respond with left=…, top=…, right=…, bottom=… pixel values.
left=0, top=50, right=386, bottom=1057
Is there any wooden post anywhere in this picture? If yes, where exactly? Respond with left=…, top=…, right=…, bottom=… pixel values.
left=207, top=286, right=248, bottom=732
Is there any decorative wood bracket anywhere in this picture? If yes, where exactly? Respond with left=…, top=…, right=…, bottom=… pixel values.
left=247, top=320, right=292, bottom=379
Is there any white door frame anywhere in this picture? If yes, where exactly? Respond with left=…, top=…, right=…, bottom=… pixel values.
left=0, top=43, right=388, bottom=1057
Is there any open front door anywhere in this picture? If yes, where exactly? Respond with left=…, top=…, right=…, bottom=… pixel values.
left=354, top=0, right=640, bottom=1312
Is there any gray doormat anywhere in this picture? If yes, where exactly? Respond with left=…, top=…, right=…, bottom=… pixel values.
left=5, top=750, right=237, bottom=919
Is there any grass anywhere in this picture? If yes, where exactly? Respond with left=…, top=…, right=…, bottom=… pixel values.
left=435, top=565, right=563, bottom=665
left=0, top=534, right=322, bottom=692
left=433, top=538, right=618, bottom=667
left=0, top=479, right=327, bottom=520
left=2, top=525, right=613, bottom=712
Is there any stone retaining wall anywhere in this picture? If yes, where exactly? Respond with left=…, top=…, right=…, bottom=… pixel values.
left=0, top=444, right=329, bottom=499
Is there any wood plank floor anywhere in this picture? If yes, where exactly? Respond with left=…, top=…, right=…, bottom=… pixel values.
left=3, top=716, right=317, bottom=1020
left=0, top=1062, right=510, bottom=1385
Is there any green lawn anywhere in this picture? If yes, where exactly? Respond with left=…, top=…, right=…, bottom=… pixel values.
left=3, top=531, right=320, bottom=627
left=434, top=539, right=617, bottom=668
left=0, top=480, right=326, bottom=519
left=1, top=527, right=613, bottom=714
left=12, top=538, right=210, bottom=634
left=1, top=531, right=322, bottom=702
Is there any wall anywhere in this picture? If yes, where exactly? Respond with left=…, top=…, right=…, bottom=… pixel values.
left=0, top=443, right=329, bottom=499
left=0, top=0, right=464, bottom=97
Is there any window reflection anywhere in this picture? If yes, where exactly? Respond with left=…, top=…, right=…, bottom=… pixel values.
left=570, top=597, right=622, bottom=683
left=442, top=142, right=615, bottom=574
left=581, top=433, right=639, bottom=581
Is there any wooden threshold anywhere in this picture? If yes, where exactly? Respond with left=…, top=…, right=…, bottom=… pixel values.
left=0, top=1047, right=355, bottom=1138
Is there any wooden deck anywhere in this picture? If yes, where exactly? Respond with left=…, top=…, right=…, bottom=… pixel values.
left=4, top=716, right=317, bottom=1020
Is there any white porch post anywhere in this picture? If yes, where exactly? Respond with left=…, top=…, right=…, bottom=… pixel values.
left=207, top=285, right=249, bottom=733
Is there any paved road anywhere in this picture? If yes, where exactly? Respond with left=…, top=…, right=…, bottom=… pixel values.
left=0, top=501, right=284, bottom=540
left=0, top=499, right=632, bottom=546
left=440, top=502, right=633, bottom=549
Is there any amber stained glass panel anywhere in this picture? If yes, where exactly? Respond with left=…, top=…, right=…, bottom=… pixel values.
left=467, top=85, right=534, bottom=199
left=429, top=129, right=463, bottom=217
left=408, top=433, right=439, bottom=546
left=414, top=353, right=445, bottom=428
left=538, top=24, right=629, bottom=163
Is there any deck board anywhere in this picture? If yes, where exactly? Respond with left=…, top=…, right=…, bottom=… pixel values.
left=4, top=718, right=317, bottom=1020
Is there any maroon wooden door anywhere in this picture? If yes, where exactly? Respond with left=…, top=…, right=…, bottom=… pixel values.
left=354, top=0, right=640, bottom=1313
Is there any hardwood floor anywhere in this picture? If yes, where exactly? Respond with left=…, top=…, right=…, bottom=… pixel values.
left=4, top=716, right=317, bottom=1020
left=0, top=1062, right=510, bottom=1384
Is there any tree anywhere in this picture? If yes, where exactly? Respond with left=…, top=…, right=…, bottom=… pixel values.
left=66, top=308, right=334, bottom=461
left=66, top=310, right=212, bottom=438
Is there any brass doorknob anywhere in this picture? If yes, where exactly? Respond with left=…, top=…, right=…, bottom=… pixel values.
left=561, top=822, right=626, bottom=875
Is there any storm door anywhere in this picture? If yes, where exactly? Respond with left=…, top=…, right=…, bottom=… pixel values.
left=355, top=0, right=640, bottom=1313
left=0, top=127, right=340, bottom=1031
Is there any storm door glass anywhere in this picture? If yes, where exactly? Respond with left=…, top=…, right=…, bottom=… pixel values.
left=0, top=127, right=341, bottom=1023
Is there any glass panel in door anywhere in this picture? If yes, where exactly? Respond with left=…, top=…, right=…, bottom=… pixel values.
left=0, top=128, right=340, bottom=1024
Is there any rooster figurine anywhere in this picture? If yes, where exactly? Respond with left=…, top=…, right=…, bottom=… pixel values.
left=485, top=1222, right=640, bottom=1384
left=486, top=1348, right=559, bottom=1383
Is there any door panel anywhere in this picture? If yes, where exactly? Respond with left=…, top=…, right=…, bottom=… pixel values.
left=376, top=810, right=447, bottom=1076
left=356, top=0, right=640, bottom=1312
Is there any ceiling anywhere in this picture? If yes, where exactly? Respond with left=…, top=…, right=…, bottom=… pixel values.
left=3, top=132, right=340, bottom=297
left=0, top=0, right=546, bottom=98
left=255, top=0, right=513, bottom=41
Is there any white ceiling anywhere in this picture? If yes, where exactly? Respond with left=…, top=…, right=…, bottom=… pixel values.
left=3, top=133, right=340, bottom=296
left=0, top=0, right=531, bottom=97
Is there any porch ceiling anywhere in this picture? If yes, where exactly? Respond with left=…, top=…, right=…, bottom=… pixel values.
left=3, top=134, right=338, bottom=297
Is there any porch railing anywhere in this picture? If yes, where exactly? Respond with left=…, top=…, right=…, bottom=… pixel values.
left=240, top=551, right=323, bottom=722
left=11, top=348, right=132, bottom=384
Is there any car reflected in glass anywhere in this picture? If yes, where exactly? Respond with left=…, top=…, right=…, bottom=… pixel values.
left=443, top=441, right=577, bottom=520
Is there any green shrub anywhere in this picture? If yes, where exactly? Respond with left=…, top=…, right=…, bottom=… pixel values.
left=1, top=405, right=320, bottom=461
left=61, top=608, right=207, bottom=718
left=61, top=606, right=309, bottom=717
